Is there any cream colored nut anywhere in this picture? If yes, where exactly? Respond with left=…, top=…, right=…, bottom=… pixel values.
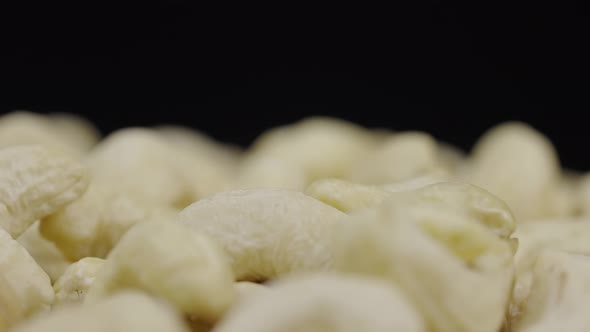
left=17, top=221, right=71, bottom=283
left=233, top=282, right=269, bottom=304
left=509, top=221, right=590, bottom=326
left=179, top=189, right=347, bottom=281
left=40, top=182, right=179, bottom=261
left=438, top=141, right=467, bottom=175
left=0, top=145, right=89, bottom=237
left=235, top=156, right=307, bottom=191
left=0, top=228, right=54, bottom=331
left=333, top=182, right=516, bottom=332
left=305, top=178, right=391, bottom=213
left=248, top=117, right=376, bottom=181
left=12, top=291, right=190, bottom=332
left=511, top=250, right=590, bottom=332
left=347, top=131, right=444, bottom=184
left=0, top=111, right=90, bottom=157
left=213, top=274, right=425, bottom=332
left=86, top=128, right=197, bottom=208
left=53, top=257, right=105, bottom=306
left=468, top=122, right=561, bottom=221
left=575, top=173, right=590, bottom=216
left=379, top=171, right=451, bottom=192
left=85, top=220, right=235, bottom=323
left=47, top=112, right=101, bottom=152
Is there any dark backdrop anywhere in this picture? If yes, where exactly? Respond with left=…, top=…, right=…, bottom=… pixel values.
left=1, top=2, right=589, bottom=169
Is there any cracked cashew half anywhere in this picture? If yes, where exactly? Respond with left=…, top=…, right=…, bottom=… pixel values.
left=467, top=122, right=562, bottom=221
left=511, top=250, right=590, bottom=332
left=0, top=145, right=89, bottom=238
left=179, top=189, right=347, bottom=281
left=12, top=291, right=190, bottom=332
left=53, top=257, right=105, bottom=306
left=85, top=220, right=235, bottom=323
left=333, top=182, right=517, bottom=332
left=213, top=273, right=425, bottom=332
left=0, top=228, right=54, bottom=332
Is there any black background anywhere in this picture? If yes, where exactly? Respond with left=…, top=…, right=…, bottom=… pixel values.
left=1, top=2, right=589, bottom=169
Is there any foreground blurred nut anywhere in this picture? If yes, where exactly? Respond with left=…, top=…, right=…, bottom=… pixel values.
left=248, top=117, right=376, bottom=182
left=0, top=145, right=89, bottom=238
left=53, top=257, right=105, bottom=306
left=17, top=221, right=71, bottom=283
left=468, top=122, right=561, bottom=221
left=40, top=183, right=178, bottom=260
left=510, top=221, right=590, bottom=326
left=12, top=291, right=190, bottom=332
left=0, top=111, right=97, bottom=157
left=333, top=182, right=516, bottom=332
left=179, top=189, right=347, bottom=281
left=511, top=250, right=590, bottom=332
left=347, top=131, right=444, bottom=184
left=85, top=221, right=235, bottom=323
left=235, top=156, right=307, bottom=191
left=233, top=282, right=269, bottom=304
left=0, top=228, right=54, bottom=331
left=213, top=274, right=425, bottom=332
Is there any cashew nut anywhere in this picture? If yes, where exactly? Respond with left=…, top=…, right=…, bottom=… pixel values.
left=0, top=145, right=89, bottom=237
left=179, top=189, right=347, bottom=281
left=85, top=220, right=235, bottom=323
left=12, top=291, right=190, bottom=332
left=235, top=156, right=307, bottom=191
left=53, top=257, right=105, bottom=306
left=213, top=274, right=425, bottom=332
left=333, top=182, right=516, bottom=332
left=0, top=228, right=54, bottom=331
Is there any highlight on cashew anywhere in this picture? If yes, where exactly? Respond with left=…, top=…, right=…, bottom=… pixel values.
left=0, top=228, right=54, bottom=331
left=85, top=220, right=235, bottom=323
left=213, top=274, right=426, bottom=332
left=332, top=182, right=517, bottom=332
left=179, top=188, right=347, bottom=281
left=11, top=291, right=190, bottom=332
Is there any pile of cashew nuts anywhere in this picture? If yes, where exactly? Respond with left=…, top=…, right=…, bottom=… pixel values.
left=1, top=110, right=589, bottom=332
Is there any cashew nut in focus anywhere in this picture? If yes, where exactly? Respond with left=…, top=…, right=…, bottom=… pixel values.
left=332, top=182, right=517, bottom=332
left=179, top=189, right=347, bottom=281
left=53, top=257, right=105, bottom=306
left=85, top=220, right=235, bottom=323
left=11, top=291, right=190, bottom=332
left=213, top=274, right=425, bottom=332
left=0, top=145, right=89, bottom=238
left=0, top=228, right=54, bottom=332
left=510, top=250, right=590, bottom=332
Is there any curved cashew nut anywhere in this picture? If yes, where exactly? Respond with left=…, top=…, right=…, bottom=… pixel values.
left=85, top=220, right=235, bottom=323
left=249, top=117, right=376, bottom=181
left=235, top=156, right=307, bottom=191
left=179, top=189, right=347, bottom=281
left=53, top=257, right=105, bottom=306
left=0, top=145, right=89, bottom=238
left=333, top=182, right=516, bottom=332
left=347, top=131, right=444, bottom=184
left=12, top=291, right=190, bottom=332
left=40, top=182, right=178, bottom=261
left=213, top=274, right=425, bottom=332
left=0, top=228, right=54, bottom=331
left=468, top=122, right=561, bottom=221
